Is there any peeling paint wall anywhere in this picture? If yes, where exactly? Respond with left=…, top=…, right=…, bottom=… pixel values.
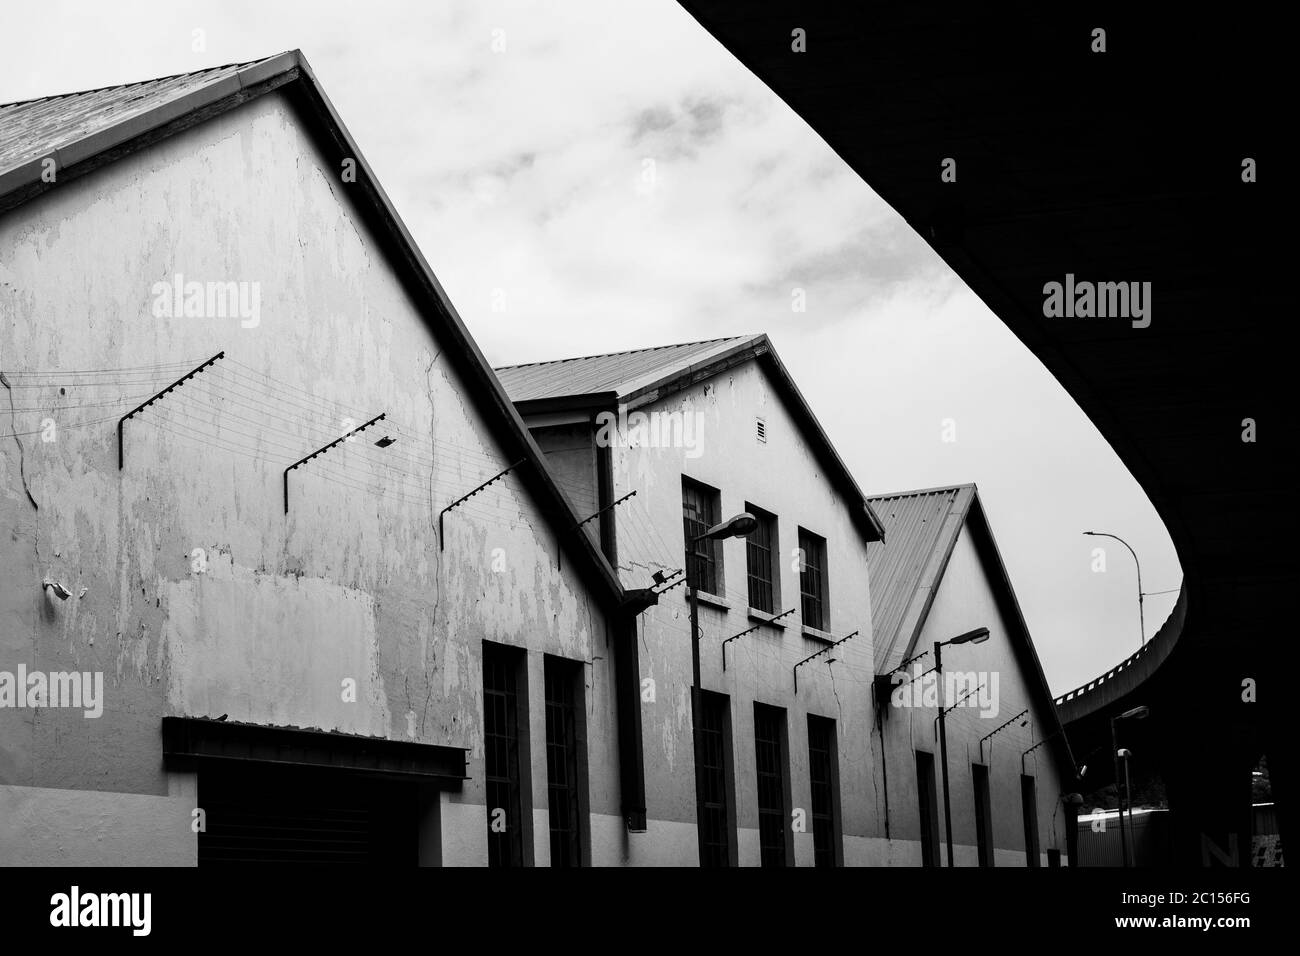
left=0, top=90, right=610, bottom=864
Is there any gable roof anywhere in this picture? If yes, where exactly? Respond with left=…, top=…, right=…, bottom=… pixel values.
left=496, top=336, right=750, bottom=405
left=867, top=483, right=1075, bottom=772
left=495, top=334, right=886, bottom=543
left=0, top=51, right=629, bottom=612
left=867, top=484, right=977, bottom=674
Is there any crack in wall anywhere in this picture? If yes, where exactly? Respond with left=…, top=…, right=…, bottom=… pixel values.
left=0, top=368, right=39, bottom=510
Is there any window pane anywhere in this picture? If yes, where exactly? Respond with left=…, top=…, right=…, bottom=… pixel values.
left=745, top=507, right=776, bottom=613
left=698, top=692, right=732, bottom=867
left=808, top=716, right=838, bottom=867
left=545, top=657, right=583, bottom=867
left=682, top=479, right=720, bottom=593
left=754, top=704, right=787, bottom=867
left=483, top=643, right=525, bottom=867
left=798, top=529, right=828, bottom=631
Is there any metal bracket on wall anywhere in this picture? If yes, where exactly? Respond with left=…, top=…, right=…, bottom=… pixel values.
left=571, top=489, right=637, bottom=575
left=437, top=459, right=524, bottom=550
left=649, top=569, right=686, bottom=597
left=575, top=489, right=636, bottom=530
left=283, top=412, right=386, bottom=514
left=117, top=351, right=225, bottom=469
left=978, top=707, right=1029, bottom=763
left=793, top=629, right=859, bottom=692
left=722, top=607, right=795, bottom=671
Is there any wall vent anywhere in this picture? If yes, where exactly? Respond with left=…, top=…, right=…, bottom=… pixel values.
left=756, top=418, right=767, bottom=443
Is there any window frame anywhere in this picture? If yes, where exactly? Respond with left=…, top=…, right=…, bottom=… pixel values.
left=798, top=527, right=830, bottom=632
left=544, top=654, right=588, bottom=867
left=915, top=750, right=941, bottom=867
left=696, top=690, right=737, bottom=867
left=682, top=476, right=722, bottom=595
left=483, top=641, right=530, bottom=867
left=744, top=503, right=779, bottom=614
left=753, top=702, right=792, bottom=867
left=1021, top=774, right=1041, bottom=867
left=807, top=714, right=843, bottom=867
left=972, top=762, right=994, bottom=867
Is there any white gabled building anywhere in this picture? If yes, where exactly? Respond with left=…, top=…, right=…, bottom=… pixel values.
left=498, top=334, right=889, bottom=865
left=866, top=484, right=1077, bottom=865
left=0, top=51, right=645, bottom=867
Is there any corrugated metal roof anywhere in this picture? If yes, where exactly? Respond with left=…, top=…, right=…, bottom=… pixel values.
left=866, top=484, right=976, bottom=672
left=494, top=336, right=752, bottom=403
left=0, top=56, right=281, bottom=175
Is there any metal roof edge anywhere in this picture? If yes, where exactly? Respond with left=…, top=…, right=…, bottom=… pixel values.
left=867, top=481, right=978, bottom=502
left=889, top=485, right=976, bottom=667
left=0, top=52, right=301, bottom=204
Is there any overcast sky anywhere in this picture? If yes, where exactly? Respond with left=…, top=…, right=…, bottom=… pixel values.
left=0, top=0, right=1183, bottom=694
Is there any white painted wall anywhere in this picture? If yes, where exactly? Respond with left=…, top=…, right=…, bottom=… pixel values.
left=598, top=359, right=878, bottom=863
left=0, top=90, right=613, bottom=865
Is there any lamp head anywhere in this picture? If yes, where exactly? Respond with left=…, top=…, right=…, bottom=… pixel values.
left=948, top=627, right=990, bottom=646
left=700, top=512, right=758, bottom=542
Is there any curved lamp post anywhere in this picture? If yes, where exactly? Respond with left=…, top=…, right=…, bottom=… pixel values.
left=1084, top=531, right=1145, bottom=647
left=936, top=626, right=990, bottom=866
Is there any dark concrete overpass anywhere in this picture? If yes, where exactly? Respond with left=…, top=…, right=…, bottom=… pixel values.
left=678, top=1, right=1289, bottom=865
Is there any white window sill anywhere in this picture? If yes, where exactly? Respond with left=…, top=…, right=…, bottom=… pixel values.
left=685, top=590, right=732, bottom=612
left=802, top=624, right=834, bottom=644
left=747, top=608, right=788, bottom=629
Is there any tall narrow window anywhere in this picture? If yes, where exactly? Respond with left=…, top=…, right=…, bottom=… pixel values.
left=682, top=477, right=721, bottom=594
left=483, top=642, right=526, bottom=867
left=973, top=763, right=994, bottom=867
left=1021, top=774, right=1041, bottom=867
left=754, top=703, right=790, bottom=867
left=545, top=656, right=585, bottom=867
left=697, top=691, right=735, bottom=867
left=798, top=528, right=829, bottom=631
left=745, top=504, right=779, bottom=613
left=807, top=715, right=841, bottom=867
left=915, top=750, right=940, bottom=867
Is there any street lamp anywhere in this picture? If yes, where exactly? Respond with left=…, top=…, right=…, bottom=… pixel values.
left=1083, top=531, right=1145, bottom=647
left=935, top=626, right=990, bottom=867
left=1110, top=704, right=1149, bottom=867
left=688, top=512, right=757, bottom=865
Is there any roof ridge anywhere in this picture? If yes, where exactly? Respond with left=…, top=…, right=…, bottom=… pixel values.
left=867, top=481, right=977, bottom=501
left=493, top=335, right=751, bottom=371
left=0, top=53, right=286, bottom=110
